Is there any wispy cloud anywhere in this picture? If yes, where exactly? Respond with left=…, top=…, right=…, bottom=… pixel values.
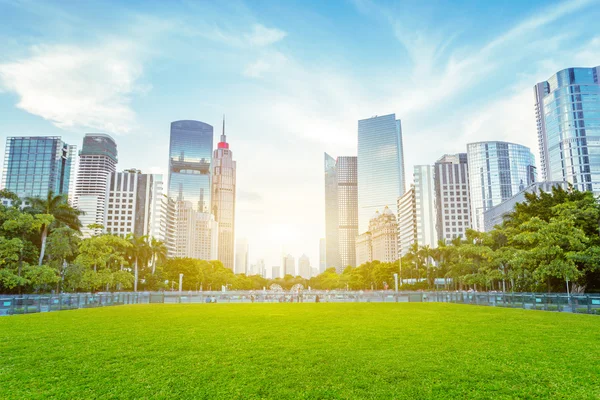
left=245, top=24, right=286, bottom=47
left=0, top=39, right=147, bottom=134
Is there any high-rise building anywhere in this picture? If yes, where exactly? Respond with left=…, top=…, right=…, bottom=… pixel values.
left=434, top=154, right=471, bottom=242
left=74, top=134, right=118, bottom=237
left=255, top=259, right=266, bottom=278
left=298, top=254, right=311, bottom=279
left=103, top=170, right=168, bottom=240
left=148, top=177, right=174, bottom=248
left=534, top=66, right=600, bottom=193
left=324, top=153, right=340, bottom=270
left=319, top=238, right=326, bottom=273
left=283, top=254, right=295, bottom=277
left=323, top=153, right=358, bottom=272
left=2, top=136, right=76, bottom=200
left=357, top=114, right=405, bottom=232
left=467, top=141, right=536, bottom=231
left=355, top=206, right=398, bottom=264
left=413, top=165, right=437, bottom=249
left=272, top=266, right=280, bottom=279
left=212, top=118, right=236, bottom=270
left=235, top=238, right=249, bottom=274
left=397, top=187, right=416, bottom=256
left=168, top=120, right=215, bottom=259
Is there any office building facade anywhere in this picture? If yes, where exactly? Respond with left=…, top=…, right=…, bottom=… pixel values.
left=298, top=254, right=311, bottom=279
left=467, top=141, right=536, bottom=231
left=357, top=114, right=405, bottom=232
left=2, top=136, right=76, bottom=200
left=212, top=119, right=236, bottom=270
left=534, top=66, right=600, bottom=193
left=434, top=154, right=471, bottom=242
left=397, top=187, right=416, bottom=256
left=74, top=134, right=118, bottom=237
left=413, top=165, right=437, bottom=249
left=324, top=153, right=340, bottom=270
left=283, top=254, right=295, bottom=277
left=235, top=238, right=249, bottom=274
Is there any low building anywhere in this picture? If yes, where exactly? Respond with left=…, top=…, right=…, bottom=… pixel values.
left=355, top=206, right=398, bottom=264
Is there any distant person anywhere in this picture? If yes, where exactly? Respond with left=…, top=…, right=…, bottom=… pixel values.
left=315, top=295, right=320, bottom=303
left=205, top=297, right=211, bottom=304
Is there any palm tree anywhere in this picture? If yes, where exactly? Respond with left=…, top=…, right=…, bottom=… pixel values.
left=149, top=237, right=168, bottom=274
left=126, top=234, right=151, bottom=292
left=25, top=191, right=82, bottom=266
left=418, top=245, right=434, bottom=289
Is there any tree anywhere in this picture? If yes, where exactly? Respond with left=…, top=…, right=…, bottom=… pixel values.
left=25, top=191, right=82, bottom=266
left=149, top=237, right=168, bottom=274
left=126, top=234, right=151, bottom=292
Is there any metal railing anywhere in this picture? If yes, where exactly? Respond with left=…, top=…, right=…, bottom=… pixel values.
left=1, top=291, right=599, bottom=316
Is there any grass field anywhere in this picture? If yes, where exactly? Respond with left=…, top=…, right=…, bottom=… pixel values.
left=1, top=303, right=599, bottom=399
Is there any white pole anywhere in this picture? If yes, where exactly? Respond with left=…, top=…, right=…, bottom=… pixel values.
left=179, top=273, right=183, bottom=293
left=394, top=273, right=399, bottom=293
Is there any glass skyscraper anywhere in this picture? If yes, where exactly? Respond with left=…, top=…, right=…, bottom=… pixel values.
left=534, top=66, right=600, bottom=193
left=357, top=114, right=405, bottom=233
left=168, top=120, right=213, bottom=212
left=467, top=141, right=536, bottom=231
left=2, top=136, right=76, bottom=199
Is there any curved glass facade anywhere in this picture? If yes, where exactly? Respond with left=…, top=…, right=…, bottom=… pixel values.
left=168, top=120, right=213, bottom=213
left=357, top=114, right=405, bottom=233
left=535, top=66, right=600, bottom=193
left=467, top=141, right=536, bottom=231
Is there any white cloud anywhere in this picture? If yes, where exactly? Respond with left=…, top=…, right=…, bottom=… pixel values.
left=0, top=40, right=146, bottom=134
left=243, top=51, right=288, bottom=78
left=244, top=24, right=287, bottom=47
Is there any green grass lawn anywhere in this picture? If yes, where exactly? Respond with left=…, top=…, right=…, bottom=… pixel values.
left=1, top=303, right=599, bottom=399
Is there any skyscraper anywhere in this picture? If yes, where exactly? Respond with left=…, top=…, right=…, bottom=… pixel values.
left=283, top=254, right=295, bottom=277
left=357, top=114, right=405, bottom=233
left=534, top=66, right=600, bottom=193
left=413, top=165, right=437, bottom=249
left=74, top=134, right=118, bottom=237
left=2, top=136, right=76, bottom=199
left=319, top=238, right=326, bottom=273
left=467, top=141, right=536, bottom=231
left=397, top=187, right=416, bottom=256
left=235, top=238, right=249, bottom=274
left=323, top=153, right=358, bottom=272
left=434, top=154, right=471, bottom=242
left=298, top=254, right=311, bottom=279
left=324, top=153, right=340, bottom=270
left=212, top=118, right=237, bottom=270
left=103, top=170, right=167, bottom=240
left=168, top=120, right=215, bottom=259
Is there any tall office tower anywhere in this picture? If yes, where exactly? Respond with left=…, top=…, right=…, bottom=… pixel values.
left=467, top=141, right=536, bottom=231
left=357, top=114, right=405, bottom=233
left=319, top=238, right=326, bottom=273
left=212, top=118, right=237, bottom=270
left=148, top=176, right=174, bottom=246
left=283, top=254, right=296, bottom=277
left=397, top=187, right=416, bottom=256
left=2, top=136, right=76, bottom=199
left=298, top=254, right=311, bottom=279
left=323, top=153, right=358, bottom=272
left=256, top=259, right=266, bottom=278
left=74, top=134, right=118, bottom=237
left=413, top=165, right=437, bottom=249
left=434, top=154, right=471, bottom=242
left=103, top=170, right=167, bottom=239
left=534, top=66, right=600, bottom=193
left=324, top=153, right=340, bottom=270
left=168, top=120, right=214, bottom=258
left=235, top=238, right=249, bottom=274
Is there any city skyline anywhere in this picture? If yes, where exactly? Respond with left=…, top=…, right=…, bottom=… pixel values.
left=1, top=0, right=600, bottom=267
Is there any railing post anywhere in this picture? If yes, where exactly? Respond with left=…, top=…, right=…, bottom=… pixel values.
left=587, top=295, right=592, bottom=314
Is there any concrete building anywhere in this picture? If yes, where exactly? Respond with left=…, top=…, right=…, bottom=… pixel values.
left=298, top=254, right=311, bottom=279
left=413, top=165, right=437, bottom=249
left=174, top=201, right=218, bottom=260
left=357, top=114, right=405, bottom=232
left=467, top=141, right=536, bottom=231
left=483, top=181, right=569, bottom=231
left=356, top=206, right=398, bottom=263
left=319, top=238, right=326, bottom=273
left=272, top=266, right=280, bottom=279
left=434, top=154, right=471, bottom=242
left=235, top=238, right=249, bottom=274
left=103, top=170, right=167, bottom=239
left=2, top=136, right=76, bottom=201
left=212, top=118, right=236, bottom=270
left=73, top=134, right=118, bottom=237
left=283, top=254, right=296, bottom=277
left=535, top=66, right=600, bottom=193
left=397, top=187, right=416, bottom=256
left=324, top=153, right=358, bottom=272
left=255, top=259, right=266, bottom=278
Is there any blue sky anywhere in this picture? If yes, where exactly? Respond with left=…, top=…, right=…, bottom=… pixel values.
left=1, top=0, right=599, bottom=273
